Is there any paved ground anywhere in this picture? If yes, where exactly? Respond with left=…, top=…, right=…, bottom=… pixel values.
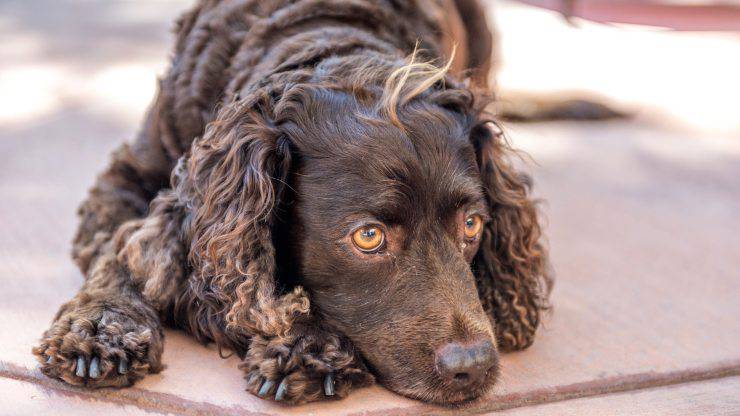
left=1, top=1, right=739, bottom=415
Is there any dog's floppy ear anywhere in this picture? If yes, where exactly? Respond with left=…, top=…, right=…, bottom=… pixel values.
left=470, top=121, right=552, bottom=352
left=181, top=87, right=309, bottom=345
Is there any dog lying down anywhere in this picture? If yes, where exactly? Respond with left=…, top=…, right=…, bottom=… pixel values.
left=33, top=0, right=553, bottom=405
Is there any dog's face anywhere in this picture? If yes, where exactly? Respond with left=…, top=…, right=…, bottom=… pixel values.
left=274, top=89, right=499, bottom=403
left=184, top=57, right=548, bottom=406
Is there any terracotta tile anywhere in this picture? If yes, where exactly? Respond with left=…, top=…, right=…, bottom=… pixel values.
left=0, top=377, right=156, bottom=416
left=493, top=376, right=740, bottom=416
left=1, top=1, right=739, bottom=415
left=5, top=117, right=739, bottom=415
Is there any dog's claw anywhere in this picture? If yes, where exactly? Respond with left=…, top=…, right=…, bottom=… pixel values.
left=89, top=356, right=101, bottom=379
left=275, top=378, right=288, bottom=401
left=324, top=373, right=335, bottom=396
left=118, top=359, right=128, bottom=375
left=258, top=379, right=274, bottom=398
left=75, top=356, right=86, bottom=378
left=246, top=372, right=259, bottom=386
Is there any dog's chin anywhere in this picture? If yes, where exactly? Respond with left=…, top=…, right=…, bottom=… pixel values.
left=384, top=370, right=498, bottom=406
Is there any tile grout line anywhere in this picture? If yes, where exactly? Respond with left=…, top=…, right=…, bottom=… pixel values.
left=0, top=361, right=266, bottom=416
left=356, top=359, right=740, bottom=416
left=475, top=363, right=740, bottom=415
left=2, top=359, right=739, bottom=416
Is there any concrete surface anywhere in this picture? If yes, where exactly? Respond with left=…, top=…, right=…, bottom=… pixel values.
left=1, top=1, right=739, bottom=415
left=495, top=376, right=740, bottom=416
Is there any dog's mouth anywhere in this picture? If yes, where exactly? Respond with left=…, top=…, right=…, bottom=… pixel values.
left=393, top=379, right=496, bottom=406
left=380, top=362, right=499, bottom=406
left=434, top=365, right=499, bottom=405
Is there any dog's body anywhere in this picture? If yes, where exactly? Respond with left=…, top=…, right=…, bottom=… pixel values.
left=34, top=0, right=550, bottom=405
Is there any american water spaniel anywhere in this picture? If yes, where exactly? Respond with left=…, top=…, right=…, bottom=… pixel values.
left=33, top=0, right=551, bottom=405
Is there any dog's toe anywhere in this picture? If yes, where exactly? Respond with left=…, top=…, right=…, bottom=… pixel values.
left=33, top=307, right=162, bottom=388
left=242, top=331, right=374, bottom=404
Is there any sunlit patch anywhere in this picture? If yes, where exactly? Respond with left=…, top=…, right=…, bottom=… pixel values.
left=496, top=1, right=740, bottom=136
left=84, top=64, right=162, bottom=122
left=0, top=65, right=67, bottom=124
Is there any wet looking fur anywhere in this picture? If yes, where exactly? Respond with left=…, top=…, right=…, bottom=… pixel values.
left=33, top=0, right=551, bottom=406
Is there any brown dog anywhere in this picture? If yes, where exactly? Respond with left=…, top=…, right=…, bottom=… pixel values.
left=33, top=0, right=551, bottom=405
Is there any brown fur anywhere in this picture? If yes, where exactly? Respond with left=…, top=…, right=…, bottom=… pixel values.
left=33, top=0, right=550, bottom=405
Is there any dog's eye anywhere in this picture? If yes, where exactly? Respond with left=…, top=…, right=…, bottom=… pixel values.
left=352, top=225, right=385, bottom=252
left=464, top=215, right=483, bottom=239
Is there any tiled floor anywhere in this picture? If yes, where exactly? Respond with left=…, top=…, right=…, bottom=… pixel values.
left=1, top=1, right=738, bottom=415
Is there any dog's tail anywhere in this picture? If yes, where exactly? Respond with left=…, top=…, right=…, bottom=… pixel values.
left=493, top=90, right=630, bottom=122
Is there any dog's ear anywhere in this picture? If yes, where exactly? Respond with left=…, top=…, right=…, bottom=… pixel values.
left=470, top=121, right=552, bottom=352
left=181, top=88, right=309, bottom=344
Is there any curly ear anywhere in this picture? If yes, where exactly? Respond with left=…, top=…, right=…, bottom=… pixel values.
left=471, top=121, right=552, bottom=352
left=180, top=90, right=309, bottom=344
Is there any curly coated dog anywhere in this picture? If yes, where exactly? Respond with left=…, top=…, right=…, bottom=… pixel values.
left=33, top=0, right=551, bottom=405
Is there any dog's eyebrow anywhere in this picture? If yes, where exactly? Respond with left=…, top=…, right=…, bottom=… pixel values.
left=441, top=175, right=486, bottom=210
left=353, top=167, right=484, bottom=224
left=359, top=179, right=414, bottom=222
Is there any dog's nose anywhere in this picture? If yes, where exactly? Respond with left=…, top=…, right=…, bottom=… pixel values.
left=435, top=338, right=498, bottom=387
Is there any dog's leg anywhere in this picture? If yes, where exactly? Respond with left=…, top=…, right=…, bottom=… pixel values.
left=241, top=320, right=374, bottom=404
left=72, top=90, right=180, bottom=276
left=33, top=189, right=189, bottom=387
left=34, top=86, right=190, bottom=386
left=495, top=91, right=629, bottom=122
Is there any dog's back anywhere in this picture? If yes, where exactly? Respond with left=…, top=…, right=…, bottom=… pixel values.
left=145, top=0, right=491, bottom=169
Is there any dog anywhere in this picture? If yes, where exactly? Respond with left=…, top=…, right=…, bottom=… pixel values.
left=33, top=0, right=551, bottom=405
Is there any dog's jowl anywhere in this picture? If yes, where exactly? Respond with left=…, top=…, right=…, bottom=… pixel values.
left=33, top=0, right=551, bottom=405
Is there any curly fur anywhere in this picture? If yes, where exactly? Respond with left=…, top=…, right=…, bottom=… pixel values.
left=33, top=0, right=550, bottom=405
left=471, top=122, right=553, bottom=351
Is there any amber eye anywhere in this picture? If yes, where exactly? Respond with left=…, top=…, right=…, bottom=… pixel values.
left=464, top=215, right=483, bottom=239
left=352, top=225, right=385, bottom=252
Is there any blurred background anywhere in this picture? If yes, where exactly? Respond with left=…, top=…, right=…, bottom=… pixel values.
left=0, top=1, right=738, bottom=415
left=2, top=1, right=739, bottom=134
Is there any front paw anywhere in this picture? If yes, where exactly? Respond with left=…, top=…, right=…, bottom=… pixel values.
left=242, top=329, right=374, bottom=404
left=32, top=303, right=163, bottom=388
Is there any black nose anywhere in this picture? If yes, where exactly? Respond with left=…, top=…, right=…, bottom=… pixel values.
left=435, top=338, right=498, bottom=387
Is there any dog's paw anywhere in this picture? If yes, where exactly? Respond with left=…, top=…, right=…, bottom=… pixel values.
left=33, top=304, right=163, bottom=388
left=242, top=328, right=374, bottom=404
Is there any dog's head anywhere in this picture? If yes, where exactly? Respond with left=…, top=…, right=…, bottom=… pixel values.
left=183, top=53, right=549, bottom=404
